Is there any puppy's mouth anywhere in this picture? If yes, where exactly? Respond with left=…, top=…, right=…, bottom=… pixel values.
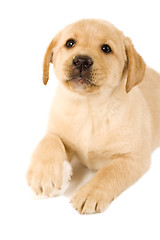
left=66, top=67, right=97, bottom=88
left=67, top=76, right=96, bottom=87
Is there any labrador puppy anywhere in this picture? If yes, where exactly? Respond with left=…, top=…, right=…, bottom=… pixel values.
left=27, top=19, right=160, bottom=214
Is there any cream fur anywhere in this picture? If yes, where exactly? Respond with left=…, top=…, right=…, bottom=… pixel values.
left=27, top=19, right=160, bottom=214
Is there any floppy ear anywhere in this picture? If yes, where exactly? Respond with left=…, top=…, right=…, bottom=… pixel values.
left=43, top=37, right=57, bottom=85
left=124, top=37, right=146, bottom=93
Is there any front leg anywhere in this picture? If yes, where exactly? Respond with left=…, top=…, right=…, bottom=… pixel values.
left=71, top=153, right=150, bottom=214
left=26, top=134, right=72, bottom=197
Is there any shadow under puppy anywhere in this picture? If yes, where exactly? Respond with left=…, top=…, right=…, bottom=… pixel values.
left=27, top=19, right=160, bottom=214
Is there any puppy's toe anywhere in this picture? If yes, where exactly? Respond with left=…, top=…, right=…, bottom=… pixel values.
left=29, top=174, right=43, bottom=195
left=40, top=177, right=55, bottom=197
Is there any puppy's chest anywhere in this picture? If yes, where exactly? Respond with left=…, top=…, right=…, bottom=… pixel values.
left=51, top=92, right=125, bottom=170
left=60, top=105, right=113, bottom=169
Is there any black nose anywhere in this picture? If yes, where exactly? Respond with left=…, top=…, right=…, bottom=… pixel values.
left=73, top=55, right=93, bottom=71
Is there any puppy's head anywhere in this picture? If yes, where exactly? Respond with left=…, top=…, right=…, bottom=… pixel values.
left=43, top=19, right=145, bottom=95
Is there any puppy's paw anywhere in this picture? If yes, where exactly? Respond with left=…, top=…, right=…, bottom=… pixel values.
left=70, top=184, right=110, bottom=214
left=26, top=160, right=72, bottom=197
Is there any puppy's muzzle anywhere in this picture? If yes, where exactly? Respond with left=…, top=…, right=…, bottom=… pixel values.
left=73, top=55, right=93, bottom=71
left=67, top=55, right=96, bottom=88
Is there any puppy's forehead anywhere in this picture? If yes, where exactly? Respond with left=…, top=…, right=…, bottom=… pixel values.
left=62, top=19, right=122, bottom=43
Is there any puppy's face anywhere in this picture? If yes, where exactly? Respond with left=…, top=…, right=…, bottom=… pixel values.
left=43, top=19, right=146, bottom=94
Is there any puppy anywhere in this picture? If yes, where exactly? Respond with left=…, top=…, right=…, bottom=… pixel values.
left=27, top=19, right=160, bottom=214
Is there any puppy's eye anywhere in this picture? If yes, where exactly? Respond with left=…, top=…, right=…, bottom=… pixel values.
left=65, top=39, right=76, bottom=48
left=101, top=44, right=112, bottom=54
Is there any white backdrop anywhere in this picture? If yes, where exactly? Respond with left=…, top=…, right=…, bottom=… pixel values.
left=0, top=0, right=160, bottom=239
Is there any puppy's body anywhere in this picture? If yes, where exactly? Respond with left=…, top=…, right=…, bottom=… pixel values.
left=27, top=19, right=160, bottom=214
left=139, top=68, right=160, bottom=149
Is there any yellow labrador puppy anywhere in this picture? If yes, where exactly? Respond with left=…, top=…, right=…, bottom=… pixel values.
left=27, top=19, right=160, bottom=214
